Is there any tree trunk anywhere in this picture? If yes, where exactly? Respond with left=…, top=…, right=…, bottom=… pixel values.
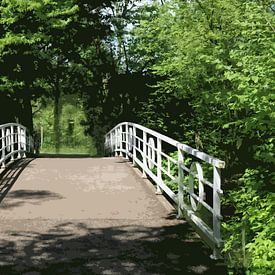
left=53, top=85, right=62, bottom=154
left=21, top=93, right=33, bottom=134
left=0, top=94, right=18, bottom=124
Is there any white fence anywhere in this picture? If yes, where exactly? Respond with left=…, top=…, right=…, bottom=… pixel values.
left=0, top=123, right=33, bottom=169
left=105, top=122, right=225, bottom=259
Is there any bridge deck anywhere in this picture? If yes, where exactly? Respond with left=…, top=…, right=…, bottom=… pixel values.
left=0, top=157, right=225, bottom=274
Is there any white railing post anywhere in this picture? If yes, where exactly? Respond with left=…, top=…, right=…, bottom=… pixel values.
left=10, top=125, right=14, bottom=161
left=110, top=132, right=113, bottom=156
left=142, top=130, right=147, bottom=178
left=115, top=128, right=118, bottom=157
left=17, top=125, right=21, bottom=159
left=1, top=127, right=5, bottom=168
left=156, top=137, right=162, bottom=194
left=132, top=126, right=136, bottom=166
left=125, top=123, right=129, bottom=160
left=212, top=166, right=222, bottom=259
left=119, top=126, right=123, bottom=156
left=177, top=147, right=184, bottom=218
left=22, top=128, right=26, bottom=158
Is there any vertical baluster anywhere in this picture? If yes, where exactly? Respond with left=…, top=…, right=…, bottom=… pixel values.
left=10, top=125, right=14, bottom=161
left=112, top=131, right=115, bottom=155
left=119, top=126, right=123, bottom=157
left=132, top=126, right=136, bottom=166
left=1, top=127, right=5, bottom=168
left=142, top=131, right=147, bottom=178
left=212, top=166, right=222, bottom=259
left=177, top=147, right=184, bottom=218
left=125, top=123, right=129, bottom=160
left=115, top=128, right=118, bottom=157
left=17, top=125, right=21, bottom=159
left=156, top=137, right=162, bottom=194
left=110, top=132, right=113, bottom=156
left=22, top=127, right=26, bottom=158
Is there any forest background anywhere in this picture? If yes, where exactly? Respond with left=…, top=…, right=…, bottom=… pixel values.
left=0, top=0, right=274, bottom=274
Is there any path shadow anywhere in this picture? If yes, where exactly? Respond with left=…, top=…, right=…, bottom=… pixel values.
left=114, top=158, right=129, bottom=164
left=0, top=158, right=34, bottom=204
left=1, top=189, right=64, bottom=210
left=0, top=220, right=227, bottom=274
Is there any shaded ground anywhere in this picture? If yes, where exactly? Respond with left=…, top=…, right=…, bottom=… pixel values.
left=0, top=157, right=226, bottom=274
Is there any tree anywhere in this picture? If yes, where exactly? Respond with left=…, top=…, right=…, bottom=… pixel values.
left=129, top=0, right=275, bottom=272
left=0, top=0, right=113, bottom=152
left=0, top=0, right=79, bottom=132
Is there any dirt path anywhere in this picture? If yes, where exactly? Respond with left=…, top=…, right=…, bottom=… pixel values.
left=0, top=157, right=226, bottom=274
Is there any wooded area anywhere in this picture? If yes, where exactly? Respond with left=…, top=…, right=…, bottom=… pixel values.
left=0, top=0, right=274, bottom=273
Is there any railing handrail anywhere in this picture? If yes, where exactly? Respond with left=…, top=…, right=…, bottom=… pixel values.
left=0, top=123, right=26, bottom=129
left=105, top=121, right=225, bottom=259
left=106, top=122, right=225, bottom=168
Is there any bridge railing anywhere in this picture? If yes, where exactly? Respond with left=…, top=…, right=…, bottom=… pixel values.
left=105, top=122, right=225, bottom=259
left=0, top=123, right=33, bottom=169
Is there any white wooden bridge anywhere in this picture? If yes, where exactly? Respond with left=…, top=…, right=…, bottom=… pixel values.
left=0, top=122, right=226, bottom=274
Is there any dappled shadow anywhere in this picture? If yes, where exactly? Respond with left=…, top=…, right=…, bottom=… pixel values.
left=114, top=158, right=130, bottom=164
left=0, top=221, right=227, bottom=274
left=0, top=158, right=34, bottom=204
left=164, top=210, right=178, bottom=220
left=1, top=189, right=64, bottom=210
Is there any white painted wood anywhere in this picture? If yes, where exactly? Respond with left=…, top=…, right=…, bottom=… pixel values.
left=147, top=137, right=155, bottom=170
left=212, top=166, right=222, bottom=259
left=177, top=147, right=184, bottom=218
left=1, top=127, right=5, bottom=168
left=125, top=123, right=129, bottom=160
left=188, top=162, right=204, bottom=211
left=10, top=126, right=14, bottom=160
left=106, top=122, right=225, bottom=168
left=142, top=131, right=147, bottom=178
left=132, top=126, right=137, bottom=166
left=0, top=123, right=33, bottom=169
left=156, top=137, right=162, bottom=194
left=115, top=128, right=118, bottom=156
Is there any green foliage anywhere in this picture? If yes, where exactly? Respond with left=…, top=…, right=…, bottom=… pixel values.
left=33, top=96, right=96, bottom=155
left=223, top=169, right=275, bottom=274
left=129, top=0, right=275, bottom=272
left=160, top=151, right=179, bottom=193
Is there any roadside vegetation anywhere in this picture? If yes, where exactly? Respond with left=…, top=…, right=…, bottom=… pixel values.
left=33, top=95, right=96, bottom=155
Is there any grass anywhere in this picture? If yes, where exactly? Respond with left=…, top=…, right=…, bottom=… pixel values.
left=40, top=146, right=97, bottom=156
